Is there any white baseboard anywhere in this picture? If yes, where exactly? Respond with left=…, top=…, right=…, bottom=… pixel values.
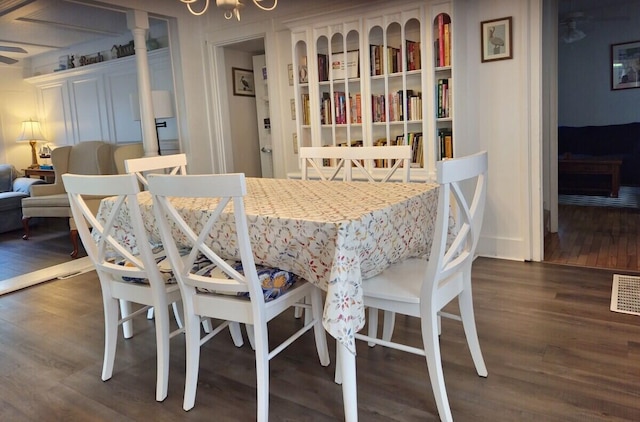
left=0, top=256, right=94, bottom=296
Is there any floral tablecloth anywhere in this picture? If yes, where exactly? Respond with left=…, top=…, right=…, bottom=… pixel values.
left=97, top=177, right=439, bottom=354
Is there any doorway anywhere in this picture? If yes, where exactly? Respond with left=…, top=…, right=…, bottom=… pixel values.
left=220, top=37, right=273, bottom=178
left=543, top=0, right=640, bottom=273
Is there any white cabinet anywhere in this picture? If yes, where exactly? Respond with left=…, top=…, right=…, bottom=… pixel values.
left=288, top=1, right=454, bottom=180
left=26, top=48, right=175, bottom=147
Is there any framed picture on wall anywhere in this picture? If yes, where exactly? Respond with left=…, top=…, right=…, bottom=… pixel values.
left=232, top=67, right=255, bottom=96
left=611, top=40, right=640, bottom=90
left=481, top=17, right=513, bottom=62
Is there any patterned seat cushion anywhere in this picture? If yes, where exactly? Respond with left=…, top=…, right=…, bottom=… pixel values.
left=114, top=249, right=297, bottom=302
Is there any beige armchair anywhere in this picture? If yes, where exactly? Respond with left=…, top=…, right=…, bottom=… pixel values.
left=21, top=141, right=144, bottom=258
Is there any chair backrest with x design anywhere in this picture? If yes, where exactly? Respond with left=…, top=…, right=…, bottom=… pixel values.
left=299, top=145, right=412, bottom=182
left=148, top=173, right=330, bottom=419
left=351, top=151, right=488, bottom=422
left=62, top=172, right=182, bottom=402
left=124, top=153, right=187, bottom=188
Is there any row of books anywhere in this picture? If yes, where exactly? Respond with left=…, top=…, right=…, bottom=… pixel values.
left=370, top=39, right=421, bottom=76
left=436, top=78, right=451, bottom=119
left=320, top=92, right=362, bottom=125
left=434, top=13, right=452, bottom=67
left=394, top=132, right=424, bottom=167
left=372, top=90, right=422, bottom=123
left=438, top=128, right=453, bottom=159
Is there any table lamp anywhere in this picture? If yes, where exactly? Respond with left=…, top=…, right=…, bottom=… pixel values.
left=17, top=119, right=47, bottom=169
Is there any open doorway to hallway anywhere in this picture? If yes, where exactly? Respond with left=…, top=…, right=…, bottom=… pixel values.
left=221, top=37, right=273, bottom=178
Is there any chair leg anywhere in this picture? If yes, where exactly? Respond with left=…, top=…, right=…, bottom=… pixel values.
left=367, top=307, right=379, bottom=347
left=70, top=228, right=79, bottom=258
left=102, top=297, right=119, bottom=382
left=21, top=217, right=30, bottom=240
left=246, top=324, right=256, bottom=350
left=183, top=310, right=203, bottom=411
left=119, top=299, right=133, bottom=339
left=172, top=302, right=184, bottom=329
left=382, top=310, right=396, bottom=342
left=229, top=322, right=244, bottom=347
left=310, top=287, right=330, bottom=366
left=422, top=305, right=453, bottom=422
left=458, top=287, right=488, bottom=377
left=253, top=321, right=270, bottom=422
left=153, top=302, right=171, bottom=402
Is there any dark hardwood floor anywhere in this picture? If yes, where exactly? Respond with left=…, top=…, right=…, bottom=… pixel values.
left=544, top=204, right=640, bottom=273
left=0, top=218, right=87, bottom=280
left=1, top=257, right=639, bottom=421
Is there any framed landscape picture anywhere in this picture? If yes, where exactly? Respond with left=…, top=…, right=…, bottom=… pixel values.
left=611, top=40, right=640, bottom=90
left=232, top=67, right=255, bottom=97
left=481, top=17, right=513, bottom=62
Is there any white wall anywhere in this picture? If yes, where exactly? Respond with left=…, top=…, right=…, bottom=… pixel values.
left=558, top=1, right=640, bottom=126
left=0, top=0, right=546, bottom=263
left=224, top=48, right=261, bottom=177
left=0, top=66, right=39, bottom=170
left=456, top=0, right=543, bottom=260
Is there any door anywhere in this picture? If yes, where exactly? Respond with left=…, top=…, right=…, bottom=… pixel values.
left=252, top=54, right=273, bottom=178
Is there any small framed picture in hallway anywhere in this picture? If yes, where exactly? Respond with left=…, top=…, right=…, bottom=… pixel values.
left=481, top=17, right=512, bottom=63
left=611, top=40, right=640, bottom=90
left=232, top=67, right=255, bottom=97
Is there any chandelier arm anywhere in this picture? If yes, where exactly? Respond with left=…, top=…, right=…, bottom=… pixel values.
left=252, top=0, right=277, bottom=11
left=187, top=0, right=210, bottom=15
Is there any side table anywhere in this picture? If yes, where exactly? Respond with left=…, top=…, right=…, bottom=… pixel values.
left=23, top=168, right=55, bottom=183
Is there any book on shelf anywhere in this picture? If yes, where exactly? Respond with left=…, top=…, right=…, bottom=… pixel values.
left=318, top=54, right=328, bottom=81
left=436, top=78, right=450, bottom=118
left=443, top=23, right=451, bottom=67
left=438, top=128, right=453, bottom=159
left=331, top=51, right=359, bottom=80
left=406, top=40, right=421, bottom=71
left=370, top=44, right=382, bottom=76
left=301, top=93, right=310, bottom=125
left=434, top=14, right=451, bottom=67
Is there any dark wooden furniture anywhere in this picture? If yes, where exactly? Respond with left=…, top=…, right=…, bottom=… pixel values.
left=23, top=167, right=55, bottom=183
left=558, top=157, right=623, bottom=197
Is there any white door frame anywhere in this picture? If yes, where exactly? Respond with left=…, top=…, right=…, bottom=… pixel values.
left=204, top=28, right=286, bottom=177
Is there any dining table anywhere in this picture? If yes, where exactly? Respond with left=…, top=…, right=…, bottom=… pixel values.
left=97, top=176, right=441, bottom=421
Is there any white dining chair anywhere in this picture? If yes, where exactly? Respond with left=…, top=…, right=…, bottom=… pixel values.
left=62, top=173, right=185, bottom=402
left=299, top=145, right=412, bottom=182
left=124, top=153, right=187, bottom=188
left=148, top=173, right=330, bottom=419
left=297, top=144, right=414, bottom=321
left=347, top=151, right=489, bottom=422
left=124, top=153, right=188, bottom=322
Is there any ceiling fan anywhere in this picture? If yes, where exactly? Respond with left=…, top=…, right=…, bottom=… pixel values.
left=0, top=45, right=27, bottom=65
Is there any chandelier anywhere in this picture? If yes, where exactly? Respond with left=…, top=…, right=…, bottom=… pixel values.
left=180, top=0, right=277, bottom=20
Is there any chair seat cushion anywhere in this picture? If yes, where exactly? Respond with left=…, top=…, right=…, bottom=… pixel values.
left=194, top=259, right=298, bottom=302
left=113, top=249, right=297, bottom=301
left=21, top=193, right=69, bottom=207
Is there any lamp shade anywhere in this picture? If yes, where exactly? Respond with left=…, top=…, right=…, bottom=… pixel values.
left=17, top=119, right=46, bottom=142
left=130, top=90, right=174, bottom=121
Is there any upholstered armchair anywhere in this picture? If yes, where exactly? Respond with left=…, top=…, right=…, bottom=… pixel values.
left=21, top=141, right=144, bottom=258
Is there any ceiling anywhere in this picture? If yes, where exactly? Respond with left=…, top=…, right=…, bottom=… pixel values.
left=2, top=0, right=633, bottom=67
left=0, top=0, right=130, bottom=65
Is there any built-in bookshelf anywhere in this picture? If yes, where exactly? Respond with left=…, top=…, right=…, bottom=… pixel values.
left=434, top=11, right=453, bottom=160
left=289, top=1, right=453, bottom=178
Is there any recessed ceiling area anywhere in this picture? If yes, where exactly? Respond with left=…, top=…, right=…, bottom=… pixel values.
left=0, top=0, right=130, bottom=65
